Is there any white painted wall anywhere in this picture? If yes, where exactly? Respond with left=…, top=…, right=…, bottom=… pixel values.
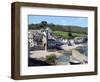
left=0, top=0, right=99, bottom=82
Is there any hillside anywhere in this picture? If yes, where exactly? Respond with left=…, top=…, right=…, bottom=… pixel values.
left=28, top=23, right=87, bottom=34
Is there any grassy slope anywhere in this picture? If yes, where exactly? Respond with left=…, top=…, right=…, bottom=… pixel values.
left=52, top=31, right=86, bottom=39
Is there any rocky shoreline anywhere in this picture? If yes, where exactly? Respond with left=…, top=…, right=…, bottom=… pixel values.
left=29, top=44, right=87, bottom=66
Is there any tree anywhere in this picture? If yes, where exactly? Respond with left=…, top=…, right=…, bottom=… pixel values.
left=41, top=21, right=48, bottom=29
left=68, top=26, right=72, bottom=37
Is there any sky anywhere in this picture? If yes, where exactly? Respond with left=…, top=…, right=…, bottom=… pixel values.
left=28, top=15, right=88, bottom=27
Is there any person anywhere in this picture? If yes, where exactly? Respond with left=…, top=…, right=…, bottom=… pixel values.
left=42, top=34, right=47, bottom=50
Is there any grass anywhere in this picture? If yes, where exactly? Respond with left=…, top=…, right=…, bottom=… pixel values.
left=46, top=55, right=56, bottom=64
left=52, top=31, right=86, bottom=39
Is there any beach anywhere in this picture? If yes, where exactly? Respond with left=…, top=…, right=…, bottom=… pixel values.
left=29, top=43, right=87, bottom=65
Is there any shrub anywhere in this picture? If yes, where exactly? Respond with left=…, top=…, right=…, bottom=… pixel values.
left=46, top=55, right=56, bottom=64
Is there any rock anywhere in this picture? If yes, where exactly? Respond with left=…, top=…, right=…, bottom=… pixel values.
left=71, top=49, right=88, bottom=63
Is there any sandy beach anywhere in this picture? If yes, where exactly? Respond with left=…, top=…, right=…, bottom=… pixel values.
left=30, top=44, right=86, bottom=56
left=29, top=43, right=87, bottom=65
left=30, top=50, right=63, bottom=59
left=61, top=44, right=87, bottom=52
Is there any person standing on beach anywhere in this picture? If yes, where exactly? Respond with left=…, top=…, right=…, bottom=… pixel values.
left=42, top=31, right=47, bottom=50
